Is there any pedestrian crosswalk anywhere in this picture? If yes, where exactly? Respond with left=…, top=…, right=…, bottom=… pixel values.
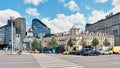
left=33, top=54, right=83, bottom=68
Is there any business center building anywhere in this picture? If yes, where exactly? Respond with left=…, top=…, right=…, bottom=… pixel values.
left=86, top=12, right=120, bottom=45
left=0, top=17, right=26, bottom=44
left=32, top=19, right=51, bottom=38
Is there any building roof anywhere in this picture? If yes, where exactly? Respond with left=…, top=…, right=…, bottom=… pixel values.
left=86, top=12, right=120, bottom=26
left=28, top=28, right=33, bottom=33
left=32, top=19, right=48, bottom=28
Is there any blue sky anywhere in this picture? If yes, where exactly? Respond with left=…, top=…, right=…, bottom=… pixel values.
left=0, top=0, right=120, bottom=33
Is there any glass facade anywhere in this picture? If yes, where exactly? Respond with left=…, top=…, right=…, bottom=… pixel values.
left=4, top=19, right=16, bottom=44
left=32, top=19, right=51, bottom=38
left=0, top=25, right=6, bottom=44
left=0, top=17, right=26, bottom=44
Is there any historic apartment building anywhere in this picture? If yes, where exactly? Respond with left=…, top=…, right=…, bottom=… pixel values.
left=86, top=12, right=120, bottom=45
left=42, top=26, right=114, bottom=50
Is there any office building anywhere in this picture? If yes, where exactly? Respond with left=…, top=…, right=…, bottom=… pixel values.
left=14, top=17, right=26, bottom=41
left=32, top=19, right=51, bottom=38
left=86, top=12, right=120, bottom=45
left=0, top=25, right=6, bottom=44
left=0, top=17, right=26, bottom=44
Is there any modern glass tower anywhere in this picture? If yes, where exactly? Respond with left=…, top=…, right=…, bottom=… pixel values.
left=32, top=19, right=51, bottom=38
left=0, top=17, right=26, bottom=44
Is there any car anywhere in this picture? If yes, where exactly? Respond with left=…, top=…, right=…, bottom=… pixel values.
left=62, top=51, right=69, bottom=55
left=82, top=50, right=101, bottom=56
left=98, top=49, right=113, bottom=55
left=76, top=48, right=93, bottom=55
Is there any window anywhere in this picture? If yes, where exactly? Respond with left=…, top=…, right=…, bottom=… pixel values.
left=113, top=30, right=118, bottom=36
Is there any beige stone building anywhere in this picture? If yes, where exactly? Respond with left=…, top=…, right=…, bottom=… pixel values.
left=42, top=26, right=114, bottom=50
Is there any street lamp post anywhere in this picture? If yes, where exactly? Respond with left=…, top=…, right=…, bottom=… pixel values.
left=39, top=33, right=45, bottom=53
left=11, top=18, right=14, bottom=54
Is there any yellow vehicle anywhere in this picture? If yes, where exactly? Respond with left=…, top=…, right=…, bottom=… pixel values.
left=62, top=51, right=69, bottom=55
left=112, top=46, right=120, bottom=54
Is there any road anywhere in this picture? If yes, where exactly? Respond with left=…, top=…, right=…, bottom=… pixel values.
left=1, top=50, right=120, bottom=68
left=49, top=54, right=120, bottom=68
left=0, top=51, right=40, bottom=68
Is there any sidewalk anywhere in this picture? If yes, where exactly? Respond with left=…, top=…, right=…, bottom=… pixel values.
left=33, top=54, right=83, bottom=68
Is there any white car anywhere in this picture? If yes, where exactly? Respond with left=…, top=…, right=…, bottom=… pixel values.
left=98, top=49, right=113, bottom=55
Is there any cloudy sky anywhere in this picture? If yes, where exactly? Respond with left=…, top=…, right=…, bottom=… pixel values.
left=0, top=0, right=120, bottom=33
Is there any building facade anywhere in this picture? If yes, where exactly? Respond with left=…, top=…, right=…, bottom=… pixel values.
left=86, top=12, right=120, bottom=45
left=41, top=26, right=114, bottom=50
left=0, top=25, right=7, bottom=44
left=0, top=17, right=26, bottom=44
left=32, top=19, right=51, bottom=38
left=14, top=17, right=26, bottom=41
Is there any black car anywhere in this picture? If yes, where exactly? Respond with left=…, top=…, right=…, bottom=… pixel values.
left=82, top=50, right=101, bottom=56
left=76, top=48, right=93, bottom=55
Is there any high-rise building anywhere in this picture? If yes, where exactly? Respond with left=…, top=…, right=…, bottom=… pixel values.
left=0, top=25, right=7, bottom=44
left=32, top=19, right=51, bottom=38
left=14, top=17, right=26, bottom=41
left=85, top=12, right=120, bottom=45
left=0, top=17, right=26, bottom=44
left=4, top=18, right=16, bottom=44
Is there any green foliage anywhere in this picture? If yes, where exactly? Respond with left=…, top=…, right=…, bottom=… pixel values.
left=80, top=38, right=87, bottom=48
left=31, top=39, right=41, bottom=50
left=92, top=38, right=99, bottom=49
left=67, top=37, right=74, bottom=47
left=48, top=37, right=58, bottom=48
left=103, top=39, right=108, bottom=46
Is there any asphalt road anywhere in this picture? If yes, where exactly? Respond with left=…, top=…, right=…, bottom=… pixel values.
left=0, top=51, right=40, bottom=68
left=1, top=50, right=120, bottom=68
left=49, top=54, right=120, bottom=68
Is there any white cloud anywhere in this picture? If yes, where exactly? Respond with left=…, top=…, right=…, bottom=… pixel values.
left=88, top=10, right=107, bottom=23
left=95, top=0, right=108, bottom=3
left=24, top=0, right=47, bottom=6
left=42, top=13, right=86, bottom=33
left=0, top=9, right=21, bottom=27
left=111, top=0, right=120, bottom=14
left=26, top=7, right=40, bottom=17
left=88, top=0, right=120, bottom=24
left=59, top=0, right=65, bottom=3
left=64, top=0, right=80, bottom=12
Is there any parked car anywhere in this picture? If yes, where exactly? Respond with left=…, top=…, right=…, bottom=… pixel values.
left=98, top=49, right=113, bottom=55
left=112, top=46, right=120, bottom=54
left=76, top=48, right=93, bottom=55
left=62, top=51, right=69, bottom=55
left=82, top=50, right=101, bottom=56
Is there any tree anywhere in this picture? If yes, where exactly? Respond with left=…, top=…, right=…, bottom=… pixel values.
left=80, top=38, right=87, bottom=48
left=103, top=39, right=108, bottom=46
left=67, top=37, right=74, bottom=51
left=31, top=39, right=41, bottom=50
left=92, top=38, right=99, bottom=50
left=48, top=37, right=58, bottom=48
